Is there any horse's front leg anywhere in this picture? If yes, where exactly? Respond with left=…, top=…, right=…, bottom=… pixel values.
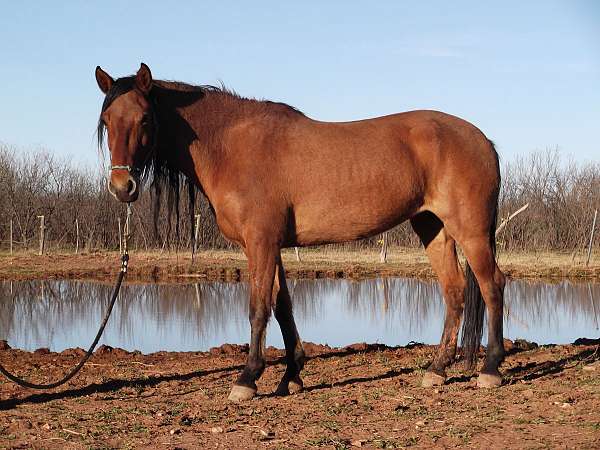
left=228, top=238, right=278, bottom=402
left=273, top=257, right=305, bottom=396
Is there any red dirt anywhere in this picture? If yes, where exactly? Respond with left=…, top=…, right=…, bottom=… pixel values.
left=1, top=340, right=599, bottom=449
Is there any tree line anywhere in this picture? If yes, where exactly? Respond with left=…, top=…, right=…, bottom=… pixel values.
left=0, top=143, right=598, bottom=254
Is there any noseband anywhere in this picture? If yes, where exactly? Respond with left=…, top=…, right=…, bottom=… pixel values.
left=111, top=165, right=136, bottom=172
left=110, top=165, right=142, bottom=176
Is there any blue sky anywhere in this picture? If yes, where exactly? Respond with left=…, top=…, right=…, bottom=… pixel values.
left=0, top=1, right=598, bottom=167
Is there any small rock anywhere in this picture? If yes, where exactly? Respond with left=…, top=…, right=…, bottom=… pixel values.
left=259, top=429, right=275, bottom=440
left=179, top=415, right=192, bottom=426
left=210, top=426, right=224, bottom=434
left=523, top=389, right=535, bottom=399
left=95, top=344, right=114, bottom=355
left=34, top=347, right=50, bottom=355
left=42, top=423, right=51, bottom=430
left=221, top=343, right=248, bottom=354
left=514, top=339, right=538, bottom=351
left=61, top=347, right=86, bottom=357
left=111, top=347, right=130, bottom=357
left=415, top=420, right=426, bottom=427
left=169, top=428, right=181, bottom=435
left=258, top=428, right=275, bottom=438
left=351, top=440, right=364, bottom=447
left=345, top=343, right=369, bottom=352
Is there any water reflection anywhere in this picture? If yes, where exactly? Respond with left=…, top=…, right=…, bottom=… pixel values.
left=0, top=278, right=598, bottom=353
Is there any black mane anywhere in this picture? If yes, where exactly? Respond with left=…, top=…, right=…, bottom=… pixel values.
left=97, top=77, right=303, bottom=151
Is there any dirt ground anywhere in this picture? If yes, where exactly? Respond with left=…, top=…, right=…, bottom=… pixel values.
left=1, top=247, right=599, bottom=282
left=0, top=339, right=599, bottom=449
left=1, top=248, right=599, bottom=448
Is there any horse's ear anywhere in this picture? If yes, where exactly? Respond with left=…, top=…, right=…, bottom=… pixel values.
left=95, top=66, right=114, bottom=94
left=135, top=63, right=153, bottom=95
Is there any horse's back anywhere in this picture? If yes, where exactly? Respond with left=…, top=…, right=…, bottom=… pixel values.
left=281, top=110, right=497, bottom=246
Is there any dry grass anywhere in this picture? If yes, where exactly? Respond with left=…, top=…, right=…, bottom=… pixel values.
left=1, top=246, right=598, bottom=282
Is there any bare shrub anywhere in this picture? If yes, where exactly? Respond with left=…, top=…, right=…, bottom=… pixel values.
left=0, top=144, right=598, bottom=253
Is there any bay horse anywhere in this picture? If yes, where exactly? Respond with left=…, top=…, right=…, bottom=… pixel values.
left=95, top=63, right=505, bottom=401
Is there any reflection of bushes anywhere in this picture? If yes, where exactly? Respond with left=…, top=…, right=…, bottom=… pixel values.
left=1, top=278, right=596, bottom=351
left=504, top=280, right=600, bottom=334
left=0, top=145, right=597, bottom=252
left=291, top=278, right=444, bottom=337
left=0, top=280, right=249, bottom=351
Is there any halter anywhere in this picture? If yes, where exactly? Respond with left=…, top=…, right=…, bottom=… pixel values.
left=110, top=165, right=136, bottom=172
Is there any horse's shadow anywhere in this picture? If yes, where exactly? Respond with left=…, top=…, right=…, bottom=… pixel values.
left=0, top=345, right=397, bottom=410
left=2, top=343, right=597, bottom=410
left=503, top=344, right=599, bottom=384
left=0, top=363, right=244, bottom=411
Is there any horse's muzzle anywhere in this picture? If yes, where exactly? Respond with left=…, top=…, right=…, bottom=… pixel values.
left=108, top=174, right=139, bottom=203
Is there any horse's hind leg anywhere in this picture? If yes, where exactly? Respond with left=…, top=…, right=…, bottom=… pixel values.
left=411, top=212, right=465, bottom=387
left=273, top=257, right=305, bottom=396
left=456, top=235, right=506, bottom=387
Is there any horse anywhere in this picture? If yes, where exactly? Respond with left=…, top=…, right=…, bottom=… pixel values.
left=95, top=63, right=506, bottom=401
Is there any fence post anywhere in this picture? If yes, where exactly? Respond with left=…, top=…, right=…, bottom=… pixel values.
left=586, top=209, right=598, bottom=267
left=37, top=215, right=45, bottom=255
left=9, top=219, right=13, bottom=255
left=75, top=218, right=79, bottom=254
left=380, top=232, right=389, bottom=263
left=192, top=213, right=201, bottom=261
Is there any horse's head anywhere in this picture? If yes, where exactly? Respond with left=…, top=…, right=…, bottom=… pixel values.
left=95, top=63, right=157, bottom=203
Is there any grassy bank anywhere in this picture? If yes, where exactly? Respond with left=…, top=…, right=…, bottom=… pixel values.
left=1, top=247, right=598, bottom=282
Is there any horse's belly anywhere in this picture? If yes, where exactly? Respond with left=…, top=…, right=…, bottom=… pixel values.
left=292, top=193, right=421, bottom=246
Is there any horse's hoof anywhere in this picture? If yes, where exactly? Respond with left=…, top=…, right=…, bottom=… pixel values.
left=421, top=371, right=445, bottom=387
left=477, top=373, right=502, bottom=388
left=274, top=377, right=303, bottom=396
left=288, top=377, right=304, bottom=394
left=228, top=385, right=256, bottom=402
left=274, top=382, right=289, bottom=396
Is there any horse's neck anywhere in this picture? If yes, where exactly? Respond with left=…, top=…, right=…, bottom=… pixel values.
left=155, top=88, right=245, bottom=196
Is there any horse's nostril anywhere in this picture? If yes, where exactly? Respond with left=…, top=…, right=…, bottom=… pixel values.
left=127, top=178, right=137, bottom=196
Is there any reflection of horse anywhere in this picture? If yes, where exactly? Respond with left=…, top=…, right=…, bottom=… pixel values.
left=95, top=63, right=506, bottom=400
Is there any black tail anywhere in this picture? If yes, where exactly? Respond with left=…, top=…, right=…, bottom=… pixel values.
left=461, top=142, right=500, bottom=370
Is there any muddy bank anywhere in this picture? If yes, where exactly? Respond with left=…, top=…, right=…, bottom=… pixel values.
left=1, top=249, right=599, bottom=282
left=0, top=339, right=599, bottom=449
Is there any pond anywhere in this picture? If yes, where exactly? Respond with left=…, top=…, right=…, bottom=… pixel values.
left=0, top=278, right=598, bottom=353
